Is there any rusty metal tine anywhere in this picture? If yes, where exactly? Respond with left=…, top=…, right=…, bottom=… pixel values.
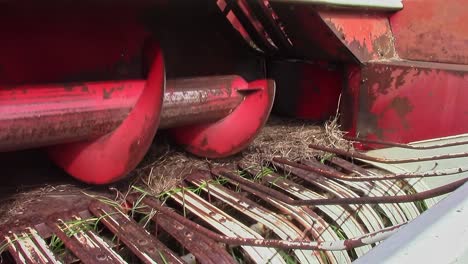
left=345, top=136, right=468, bottom=150
left=6, top=229, right=62, bottom=264
left=220, top=167, right=377, bottom=256
left=187, top=174, right=321, bottom=264
left=88, top=201, right=185, bottom=264
left=265, top=201, right=349, bottom=264
left=285, top=159, right=418, bottom=222
left=138, top=195, right=405, bottom=251
left=168, top=189, right=287, bottom=263
left=47, top=220, right=126, bottom=264
left=238, top=167, right=372, bottom=257
left=254, top=163, right=386, bottom=232
left=274, top=157, right=467, bottom=181
left=156, top=214, right=236, bottom=264
left=309, top=143, right=468, bottom=164
left=300, top=158, right=411, bottom=223
left=213, top=167, right=468, bottom=205
left=205, top=170, right=349, bottom=263
left=319, top=157, right=432, bottom=218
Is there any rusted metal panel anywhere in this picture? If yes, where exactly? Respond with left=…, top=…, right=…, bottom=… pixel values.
left=186, top=172, right=321, bottom=264
left=390, top=0, right=468, bottom=64
left=345, top=60, right=468, bottom=145
left=318, top=11, right=396, bottom=62
left=6, top=228, right=62, bottom=264
left=268, top=1, right=356, bottom=61
left=88, top=201, right=185, bottom=264
left=156, top=214, right=236, bottom=264
left=168, top=189, right=288, bottom=264
left=213, top=168, right=373, bottom=257
left=137, top=191, right=405, bottom=252
left=48, top=219, right=126, bottom=264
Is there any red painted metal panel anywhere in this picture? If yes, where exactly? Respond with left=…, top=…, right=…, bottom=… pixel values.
left=318, top=11, right=395, bottom=62
left=345, top=61, right=468, bottom=144
left=390, top=0, right=468, bottom=64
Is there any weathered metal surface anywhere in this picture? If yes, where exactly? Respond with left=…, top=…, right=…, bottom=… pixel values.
left=277, top=156, right=463, bottom=182
left=0, top=81, right=140, bottom=152
left=390, top=0, right=468, bottom=64
left=156, top=214, right=236, bottom=264
left=167, top=186, right=287, bottom=264
left=88, top=201, right=185, bottom=264
left=233, top=183, right=351, bottom=263
left=6, top=150, right=468, bottom=263
left=47, top=45, right=164, bottom=185
left=212, top=168, right=373, bottom=257
left=137, top=195, right=405, bottom=251
left=307, top=158, right=410, bottom=224
left=300, top=158, right=421, bottom=220
left=343, top=61, right=468, bottom=145
left=160, top=76, right=244, bottom=129
left=308, top=143, right=468, bottom=164
left=262, top=162, right=386, bottom=232
left=5, top=228, right=61, bottom=264
left=346, top=136, right=468, bottom=150
left=267, top=1, right=356, bottom=61
left=318, top=11, right=396, bottom=62
left=187, top=172, right=321, bottom=264
left=215, top=167, right=468, bottom=205
left=49, top=219, right=126, bottom=264
left=170, top=78, right=275, bottom=159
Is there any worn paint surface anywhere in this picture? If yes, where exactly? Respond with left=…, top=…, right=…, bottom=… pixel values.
left=347, top=61, right=468, bottom=144
left=0, top=81, right=142, bottom=151
left=160, top=76, right=245, bottom=129
left=47, top=46, right=165, bottom=184
left=319, top=11, right=396, bottom=62
left=170, top=77, right=275, bottom=158
left=390, top=0, right=468, bottom=64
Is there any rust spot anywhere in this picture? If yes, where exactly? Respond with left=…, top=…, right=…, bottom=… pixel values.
left=372, top=33, right=396, bottom=59
left=390, top=97, right=413, bottom=119
left=63, top=83, right=75, bottom=91
left=201, top=137, right=208, bottom=147
left=395, top=68, right=410, bottom=88
left=103, top=85, right=124, bottom=99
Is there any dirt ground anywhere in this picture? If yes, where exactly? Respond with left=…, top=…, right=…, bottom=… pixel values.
left=0, top=116, right=348, bottom=226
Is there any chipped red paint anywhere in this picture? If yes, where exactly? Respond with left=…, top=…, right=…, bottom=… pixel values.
left=318, top=11, right=396, bottom=62
left=345, top=61, right=468, bottom=144
left=170, top=76, right=275, bottom=158
left=390, top=0, right=468, bottom=64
